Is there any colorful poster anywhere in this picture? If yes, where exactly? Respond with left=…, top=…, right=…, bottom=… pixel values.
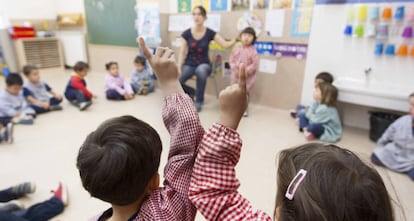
left=291, top=0, right=315, bottom=37
left=252, top=0, right=269, bottom=9
left=178, top=0, right=192, bottom=12
left=210, top=0, right=228, bottom=11
left=237, top=12, right=263, bottom=36
left=232, top=0, right=250, bottom=11
left=272, top=0, right=293, bottom=9
left=253, top=42, right=274, bottom=55
left=192, top=0, right=210, bottom=11
left=136, top=2, right=161, bottom=47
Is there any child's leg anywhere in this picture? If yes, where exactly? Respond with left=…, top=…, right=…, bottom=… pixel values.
left=49, top=97, right=62, bottom=106
left=147, top=83, right=155, bottom=93
left=306, top=123, right=325, bottom=138
left=0, top=211, right=28, bottom=221
left=74, top=90, right=89, bottom=104
left=29, top=105, right=49, bottom=114
left=296, top=104, right=306, bottom=114
left=15, top=196, right=64, bottom=221
left=298, top=112, right=309, bottom=131
left=105, top=89, right=124, bottom=100
left=407, top=168, right=414, bottom=181
left=0, top=182, right=35, bottom=203
left=131, top=83, right=140, bottom=94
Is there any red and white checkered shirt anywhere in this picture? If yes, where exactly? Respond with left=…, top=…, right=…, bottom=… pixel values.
left=189, top=123, right=273, bottom=221
left=93, top=93, right=205, bottom=221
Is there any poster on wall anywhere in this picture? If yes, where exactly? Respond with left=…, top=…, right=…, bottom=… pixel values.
left=178, top=0, right=192, bottom=12
left=271, top=0, right=293, bottom=9
left=265, top=10, right=285, bottom=37
left=210, top=0, right=228, bottom=11
left=237, top=12, right=263, bottom=36
left=232, top=0, right=251, bottom=11
left=193, top=0, right=210, bottom=11
left=136, top=1, right=161, bottom=47
left=252, top=0, right=270, bottom=9
left=291, top=0, right=315, bottom=37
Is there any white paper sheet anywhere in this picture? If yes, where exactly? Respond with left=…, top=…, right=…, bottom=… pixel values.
left=265, top=10, right=285, bottom=37
left=259, top=59, right=277, bottom=74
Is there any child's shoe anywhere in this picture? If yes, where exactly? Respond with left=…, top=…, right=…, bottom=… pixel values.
left=79, top=101, right=92, bottom=111
left=0, top=200, right=24, bottom=212
left=51, top=182, right=68, bottom=206
left=50, top=105, right=63, bottom=111
left=12, top=182, right=36, bottom=198
left=304, top=131, right=315, bottom=141
left=243, top=110, right=249, bottom=117
left=195, top=101, right=202, bottom=112
left=16, top=116, right=34, bottom=125
left=289, top=109, right=297, bottom=118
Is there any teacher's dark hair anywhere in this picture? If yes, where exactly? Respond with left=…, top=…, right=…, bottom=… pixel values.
left=194, top=5, right=207, bottom=18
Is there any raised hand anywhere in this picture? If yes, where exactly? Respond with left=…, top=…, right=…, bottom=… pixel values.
left=218, top=63, right=248, bottom=130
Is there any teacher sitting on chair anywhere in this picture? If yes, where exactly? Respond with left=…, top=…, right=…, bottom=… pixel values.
left=178, top=5, right=237, bottom=112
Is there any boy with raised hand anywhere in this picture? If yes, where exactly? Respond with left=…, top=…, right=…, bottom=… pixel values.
left=77, top=38, right=204, bottom=221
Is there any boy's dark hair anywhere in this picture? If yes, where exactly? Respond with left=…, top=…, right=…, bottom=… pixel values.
left=105, top=61, right=118, bottom=70
left=6, top=73, right=23, bottom=86
left=22, top=65, right=38, bottom=76
left=410, top=92, right=414, bottom=98
left=241, top=27, right=257, bottom=43
left=76, top=115, right=162, bottom=205
left=134, top=56, right=146, bottom=66
left=73, top=61, right=89, bottom=72
left=319, top=83, right=338, bottom=107
left=315, top=72, right=334, bottom=84
left=193, top=5, right=207, bottom=18
left=275, top=143, right=394, bottom=221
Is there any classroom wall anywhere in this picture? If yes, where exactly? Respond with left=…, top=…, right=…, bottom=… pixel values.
left=302, top=3, right=414, bottom=128
left=55, top=0, right=85, bottom=14
left=0, top=0, right=57, bottom=19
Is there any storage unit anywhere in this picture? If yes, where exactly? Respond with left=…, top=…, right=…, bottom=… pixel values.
left=14, top=37, right=64, bottom=69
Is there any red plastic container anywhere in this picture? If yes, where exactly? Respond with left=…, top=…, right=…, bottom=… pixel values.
left=9, top=26, right=36, bottom=39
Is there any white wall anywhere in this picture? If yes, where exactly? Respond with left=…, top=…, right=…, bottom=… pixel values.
left=0, top=0, right=56, bottom=19
left=302, top=4, right=414, bottom=128
left=55, top=0, right=85, bottom=14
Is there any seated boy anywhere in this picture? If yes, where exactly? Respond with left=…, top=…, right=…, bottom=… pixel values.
left=371, top=92, right=414, bottom=181
left=64, top=61, right=94, bottom=111
left=22, top=65, right=63, bottom=114
left=0, top=73, right=36, bottom=126
left=131, top=55, right=155, bottom=95
left=77, top=38, right=204, bottom=221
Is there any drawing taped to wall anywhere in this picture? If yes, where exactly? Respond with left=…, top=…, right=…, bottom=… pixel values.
left=232, top=0, right=251, bottom=10
left=272, top=0, right=293, bottom=9
left=252, top=0, right=269, bottom=9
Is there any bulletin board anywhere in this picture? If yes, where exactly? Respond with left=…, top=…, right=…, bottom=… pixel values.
left=84, top=0, right=137, bottom=47
left=164, top=9, right=309, bottom=109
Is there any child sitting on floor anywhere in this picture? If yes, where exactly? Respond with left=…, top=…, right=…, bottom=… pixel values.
left=229, top=27, right=259, bottom=117
left=0, top=73, right=36, bottom=126
left=22, top=65, right=63, bottom=114
left=64, top=61, right=94, bottom=111
left=291, top=72, right=334, bottom=118
left=189, top=64, right=394, bottom=221
left=371, top=92, right=414, bottom=181
left=298, top=82, right=342, bottom=142
left=131, top=55, right=155, bottom=95
left=77, top=38, right=204, bottom=221
left=104, top=61, right=134, bottom=100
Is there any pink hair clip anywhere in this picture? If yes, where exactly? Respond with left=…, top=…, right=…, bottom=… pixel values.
left=285, top=169, right=307, bottom=200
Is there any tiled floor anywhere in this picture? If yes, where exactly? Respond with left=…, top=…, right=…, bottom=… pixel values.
left=0, top=70, right=412, bottom=221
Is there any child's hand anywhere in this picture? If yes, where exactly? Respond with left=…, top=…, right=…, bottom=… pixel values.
left=138, top=37, right=183, bottom=95
left=218, top=63, right=248, bottom=130
left=39, top=101, right=50, bottom=109
left=54, top=94, right=63, bottom=100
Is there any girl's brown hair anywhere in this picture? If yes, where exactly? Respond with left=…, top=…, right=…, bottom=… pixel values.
left=275, top=143, right=394, bottom=221
left=319, top=83, right=338, bottom=107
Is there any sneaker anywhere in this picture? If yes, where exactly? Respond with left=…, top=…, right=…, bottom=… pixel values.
left=195, top=101, right=202, bottom=112
left=12, top=182, right=36, bottom=198
left=70, top=100, right=79, bottom=107
left=79, top=101, right=92, bottom=111
left=6, top=123, right=13, bottom=144
left=50, top=105, right=63, bottom=111
left=289, top=109, right=297, bottom=118
left=304, top=131, right=315, bottom=141
left=243, top=111, right=248, bottom=117
left=18, top=116, right=34, bottom=125
left=0, top=200, right=24, bottom=212
left=51, top=182, right=68, bottom=206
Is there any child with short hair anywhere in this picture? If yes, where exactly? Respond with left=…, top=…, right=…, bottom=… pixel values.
left=298, top=83, right=342, bottom=142
left=104, top=62, right=134, bottom=100
left=291, top=72, right=334, bottom=118
left=64, top=61, right=94, bottom=111
left=0, top=73, right=36, bottom=126
left=189, top=64, right=394, bottom=221
left=131, top=55, right=155, bottom=95
left=371, top=92, right=414, bottom=181
left=22, top=65, right=63, bottom=114
left=229, top=27, right=259, bottom=117
left=77, top=38, right=204, bottom=221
